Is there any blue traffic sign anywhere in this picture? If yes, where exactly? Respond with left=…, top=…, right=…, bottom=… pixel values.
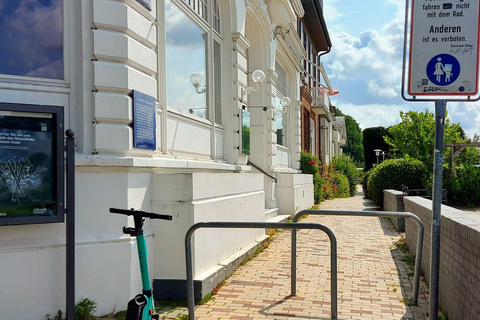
left=426, top=54, right=460, bottom=86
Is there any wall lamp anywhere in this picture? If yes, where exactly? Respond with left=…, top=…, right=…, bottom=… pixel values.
left=190, top=72, right=207, bottom=94
left=273, top=96, right=291, bottom=120
left=189, top=107, right=206, bottom=114
left=241, top=69, right=266, bottom=99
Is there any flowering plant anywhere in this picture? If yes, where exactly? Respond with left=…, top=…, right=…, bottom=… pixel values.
left=309, top=160, right=316, bottom=165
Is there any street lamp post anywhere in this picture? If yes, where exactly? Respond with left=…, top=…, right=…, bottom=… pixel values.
left=374, top=149, right=382, bottom=164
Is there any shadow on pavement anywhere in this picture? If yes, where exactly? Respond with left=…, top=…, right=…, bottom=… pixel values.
left=257, top=295, right=337, bottom=320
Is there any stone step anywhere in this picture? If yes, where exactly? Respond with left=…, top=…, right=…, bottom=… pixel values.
left=264, top=208, right=278, bottom=221
left=265, top=214, right=291, bottom=223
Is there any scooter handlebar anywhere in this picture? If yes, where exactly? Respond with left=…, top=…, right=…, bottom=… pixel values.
left=109, top=208, right=173, bottom=221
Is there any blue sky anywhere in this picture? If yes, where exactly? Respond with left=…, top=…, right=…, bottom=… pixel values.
left=322, top=0, right=480, bottom=138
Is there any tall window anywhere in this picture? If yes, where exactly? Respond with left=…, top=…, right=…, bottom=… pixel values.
left=0, top=1, right=64, bottom=80
left=275, top=61, right=288, bottom=146
left=165, top=0, right=222, bottom=125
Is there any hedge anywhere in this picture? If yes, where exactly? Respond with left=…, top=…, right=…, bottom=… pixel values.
left=367, top=158, right=428, bottom=207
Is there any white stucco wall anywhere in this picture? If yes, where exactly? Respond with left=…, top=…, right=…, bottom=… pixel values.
left=151, top=172, right=265, bottom=279
left=276, top=173, right=314, bottom=215
left=0, top=0, right=313, bottom=318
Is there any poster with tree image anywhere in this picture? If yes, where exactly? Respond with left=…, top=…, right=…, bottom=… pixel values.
left=0, top=106, right=62, bottom=224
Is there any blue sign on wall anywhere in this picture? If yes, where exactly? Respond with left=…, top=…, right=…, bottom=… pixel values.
left=133, top=90, right=156, bottom=150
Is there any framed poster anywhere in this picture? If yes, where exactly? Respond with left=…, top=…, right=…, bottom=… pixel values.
left=0, top=103, right=64, bottom=225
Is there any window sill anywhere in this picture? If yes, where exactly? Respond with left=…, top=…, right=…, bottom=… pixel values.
left=75, top=155, right=245, bottom=172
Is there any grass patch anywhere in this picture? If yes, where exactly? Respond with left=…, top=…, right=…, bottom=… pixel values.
left=394, top=236, right=409, bottom=252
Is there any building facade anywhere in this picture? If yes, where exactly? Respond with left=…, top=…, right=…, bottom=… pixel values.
left=0, top=0, right=332, bottom=318
left=297, top=0, right=344, bottom=163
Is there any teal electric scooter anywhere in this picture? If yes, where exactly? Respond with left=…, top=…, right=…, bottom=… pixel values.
left=110, top=208, right=172, bottom=320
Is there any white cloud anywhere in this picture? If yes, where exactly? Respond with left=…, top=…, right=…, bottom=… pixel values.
left=368, top=80, right=399, bottom=98
left=322, top=1, right=480, bottom=139
left=334, top=103, right=405, bottom=130
left=322, top=0, right=343, bottom=27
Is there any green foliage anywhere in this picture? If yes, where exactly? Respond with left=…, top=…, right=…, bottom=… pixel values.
left=367, top=158, right=428, bottom=207
left=114, top=311, right=126, bottom=320
left=454, top=145, right=480, bottom=166
left=344, top=115, right=364, bottom=166
left=363, top=126, right=390, bottom=171
left=300, top=151, right=323, bottom=203
left=313, top=173, right=325, bottom=204
left=333, top=174, right=350, bottom=198
left=75, top=298, right=97, bottom=320
left=362, top=168, right=374, bottom=198
left=300, top=150, right=320, bottom=175
left=443, top=165, right=480, bottom=207
left=321, top=164, right=349, bottom=199
left=242, top=125, right=250, bottom=155
left=301, top=151, right=358, bottom=203
left=384, top=109, right=462, bottom=170
left=336, top=109, right=364, bottom=165
left=332, top=156, right=360, bottom=196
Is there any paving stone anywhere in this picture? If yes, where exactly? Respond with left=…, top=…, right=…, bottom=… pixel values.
left=157, top=186, right=430, bottom=319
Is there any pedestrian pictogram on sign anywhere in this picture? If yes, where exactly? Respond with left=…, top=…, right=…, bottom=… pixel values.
left=426, top=54, right=461, bottom=86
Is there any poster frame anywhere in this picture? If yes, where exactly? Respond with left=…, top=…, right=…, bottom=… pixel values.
left=0, top=103, right=64, bottom=226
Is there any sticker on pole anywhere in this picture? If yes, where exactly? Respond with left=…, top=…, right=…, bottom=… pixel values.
left=407, top=0, right=480, bottom=96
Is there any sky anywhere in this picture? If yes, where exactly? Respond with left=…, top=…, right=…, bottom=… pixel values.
left=322, top=0, right=480, bottom=138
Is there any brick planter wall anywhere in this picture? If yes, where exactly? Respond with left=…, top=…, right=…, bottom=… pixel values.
left=403, top=197, right=480, bottom=320
left=383, top=189, right=405, bottom=231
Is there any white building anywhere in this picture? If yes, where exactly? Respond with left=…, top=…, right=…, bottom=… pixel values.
left=0, top=0, right=333, bottom=318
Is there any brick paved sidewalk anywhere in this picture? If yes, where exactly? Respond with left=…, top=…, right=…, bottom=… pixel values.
left=159, top=187, right=430, bottom=319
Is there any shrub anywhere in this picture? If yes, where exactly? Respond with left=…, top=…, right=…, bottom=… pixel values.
left=320, top=164, right=349, bottom=199
left=332, top=156, right=360, bottom=196
left=362, top=168, right=374, bottom=198
left=313, top=173, right=324, bottom=204
left=333, top=173, right=350, bottom=198
left=443, top=164, right=480, bottom=207
left=367, top=158, right=428, bottom=207
left=300, top=151, right=323, bottom=203
left=300, top=150, right=320, bottom=175
left=75, top=298, right=97, bottom=320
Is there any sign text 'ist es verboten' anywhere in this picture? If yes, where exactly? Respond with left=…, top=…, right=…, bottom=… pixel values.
left=408, top=0, right=480, bottom=96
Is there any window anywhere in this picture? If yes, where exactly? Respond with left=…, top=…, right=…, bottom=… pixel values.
left=165, top=0, right=222, bottom=124
left=275, top=61, right=288, bottom=146
left=0, top=1, right=64, bottom=80
left=310, top=118, right=316, bottom=155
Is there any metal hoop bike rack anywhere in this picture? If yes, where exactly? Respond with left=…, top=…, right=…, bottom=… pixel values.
left=291, top=209, right=424, bottom=306
left=185, top=221, right=338, bottom=319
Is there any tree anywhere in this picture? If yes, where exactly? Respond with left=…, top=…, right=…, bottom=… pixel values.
left=363, top=126, right=390, bottom=171
left=335, top=109, right=364, bottom=166
left=384, top=109, right=462, bottom=170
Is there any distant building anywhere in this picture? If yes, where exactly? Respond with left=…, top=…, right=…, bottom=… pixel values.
left=298, top=0, right=345, bottom=163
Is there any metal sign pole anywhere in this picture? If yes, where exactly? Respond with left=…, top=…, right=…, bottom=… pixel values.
left=430, top=100, right=446, bottom=319
left=65, top=129, right=76, bottom=320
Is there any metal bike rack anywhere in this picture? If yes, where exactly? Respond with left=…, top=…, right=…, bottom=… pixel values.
left=291, top=209, right=424, bottom=306
left=185, top=222, right=338, bottom=319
